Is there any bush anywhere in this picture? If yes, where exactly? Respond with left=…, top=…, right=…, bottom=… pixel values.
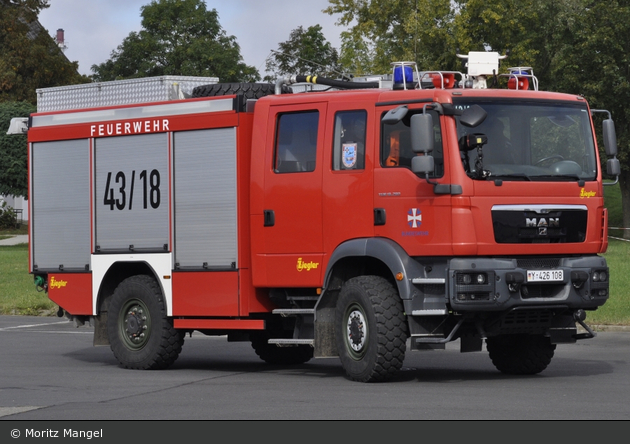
left=0, top=201, right=17, bottom=229
left=0, top=101, right=35, bottom=199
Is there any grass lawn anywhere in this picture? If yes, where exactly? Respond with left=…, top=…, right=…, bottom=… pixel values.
left=0, top=243, right=57, bottom=316
left=590, top=238, right=630, bottom=325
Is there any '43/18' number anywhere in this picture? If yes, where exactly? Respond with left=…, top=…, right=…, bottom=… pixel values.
left=103, top=169, right=161, bottom=210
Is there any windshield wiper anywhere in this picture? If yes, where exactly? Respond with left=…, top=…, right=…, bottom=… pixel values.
left=529, top=174, right=582, bottom=181
left=485, top=173, right=531, bottom=181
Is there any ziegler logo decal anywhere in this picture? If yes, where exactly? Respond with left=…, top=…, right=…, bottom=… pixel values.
left=49, top=276, right=68, bottom=289
left=580, top=188, right=596, bottom=198
left=297, top=258, right=319, bottom=272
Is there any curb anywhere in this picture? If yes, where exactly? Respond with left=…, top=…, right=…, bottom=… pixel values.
left=0, top=235, right=28, bottom=246
left=589, top=325, right=630, bottom=333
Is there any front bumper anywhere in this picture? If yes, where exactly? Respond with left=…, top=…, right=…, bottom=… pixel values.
left=447, top=255, right=609, bottom=312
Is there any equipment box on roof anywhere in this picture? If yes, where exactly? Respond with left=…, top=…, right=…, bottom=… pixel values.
left=36, top=75, right=219, bottom=112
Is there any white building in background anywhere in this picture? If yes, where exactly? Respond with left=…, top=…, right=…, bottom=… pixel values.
left=0, top=195, right=28, bottom=223
left=1, top=23, right=64, bottom=225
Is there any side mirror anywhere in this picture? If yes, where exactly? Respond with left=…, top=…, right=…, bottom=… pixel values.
left=382, top=105, right=408, bottom=125
left=603, top=119, right=617, bottom=157
left=459, top=105, right=487, bottom=128
left=410, top=113, right=434, bottom=153
left=607, top=158, right=620, bottom=177
left=412, top=155, right=435, bottom=175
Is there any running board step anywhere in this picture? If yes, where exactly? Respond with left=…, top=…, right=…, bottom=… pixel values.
left=272, top=308, right=315, bottom=316
left=268, top=339, right=314, bottom=346
left=287, top=296, right=319, bottom=301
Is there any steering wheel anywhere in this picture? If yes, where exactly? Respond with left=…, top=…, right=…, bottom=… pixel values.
left=535, top=155, right=564, bottom=166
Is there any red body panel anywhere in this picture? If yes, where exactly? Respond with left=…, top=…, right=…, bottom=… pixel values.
left=46, top=273, right=92, bottom=315
left=173, top=318, right=264, bottom=330
left=171, top=271, right=239, bottom=316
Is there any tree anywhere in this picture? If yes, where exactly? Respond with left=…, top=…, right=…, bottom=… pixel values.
left=264, top=25, right=342, bottom=81
left=91, top=0, right=259, bottom=83
left=0, top=101, right=35, bottom=198
left=452, top=0, right=585, bottom=90
left=551, top=0, right=630, bottom=237
left=324, top=0, right=458, bottom=76
left=324, top=0, right=578, bottom=81
left=0, top=0, right=90, bottom=105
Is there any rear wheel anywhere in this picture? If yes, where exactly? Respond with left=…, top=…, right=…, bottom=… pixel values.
left=335, top=276, right=408, bottom=382
left=486, top=334, right=556, bottom=375
left=107, top=275, right=184, bottom=370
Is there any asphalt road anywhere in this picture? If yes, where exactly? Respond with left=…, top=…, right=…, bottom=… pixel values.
left=0, top=315, right=629, bottom=421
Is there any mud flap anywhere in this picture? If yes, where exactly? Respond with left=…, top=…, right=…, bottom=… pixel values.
left=93, top=312, right=109, bottom=346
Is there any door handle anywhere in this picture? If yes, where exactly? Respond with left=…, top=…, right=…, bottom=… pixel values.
left=374, top=208, right=386, bottom=226
left=264, top=209, right=275, bottom=227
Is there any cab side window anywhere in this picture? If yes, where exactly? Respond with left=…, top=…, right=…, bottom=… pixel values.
left=274, top=111, right=319, bottom=173
left=381, top=109, right=444, bottom=178
left=332, top=110, right=367, bottom=171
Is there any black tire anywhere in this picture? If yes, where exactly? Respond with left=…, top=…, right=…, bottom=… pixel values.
left=107, top=275, right=184, bottom=370
left=192, top=82, right=288, bottom=110
left=250, top=330, right=314, bottom=365
left=335, top=276, right=408, bottom=382
left=486, top=334, right=556, bottom=375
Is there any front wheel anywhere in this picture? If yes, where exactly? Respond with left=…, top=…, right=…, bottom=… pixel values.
left=107, top=275, right=184, bottom=370
left=486, top=334, right=556, bottom=375
left=335, top=276, right=408, bottom=382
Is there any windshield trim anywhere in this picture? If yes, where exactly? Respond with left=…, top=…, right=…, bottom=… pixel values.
left=454, top=99, right=597, bottom=182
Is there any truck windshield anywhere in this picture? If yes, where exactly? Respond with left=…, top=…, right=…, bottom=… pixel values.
left=455, top=100, right=598, bottom=181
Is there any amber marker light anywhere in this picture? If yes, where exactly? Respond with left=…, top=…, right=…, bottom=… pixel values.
left=395, top=272, right=404, bottom=281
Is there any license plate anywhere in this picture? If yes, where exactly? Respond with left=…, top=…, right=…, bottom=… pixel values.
left=527, top=270, right=564, bottom=282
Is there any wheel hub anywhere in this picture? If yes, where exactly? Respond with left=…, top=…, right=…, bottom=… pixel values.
left=125, top=309, right=143, bottom=336
left=346, top=309, right=366, bottom=353
left=120, top=301, right=150, bottom=349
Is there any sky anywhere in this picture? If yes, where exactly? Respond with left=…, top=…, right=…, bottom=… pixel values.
left=37, top=0, right=345, bottom=78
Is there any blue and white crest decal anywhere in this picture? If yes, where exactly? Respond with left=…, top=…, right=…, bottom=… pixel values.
left=342, top=143, right=357, bottom=169
left=407, top=208, right=422, bottom=228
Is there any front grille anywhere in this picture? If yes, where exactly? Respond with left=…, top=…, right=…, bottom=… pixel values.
left=499, top=310, right=554, bottom=334
left=492, top=208, right=587, bottom=244
left=517, top=258, right=561, bottom=269
left=520, top=284, right=563, bottom=299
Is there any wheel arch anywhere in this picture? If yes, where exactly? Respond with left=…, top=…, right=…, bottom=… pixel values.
left=322, top=237, right=423, bottom=301
left=314, top=238, right=421, bottom=358
left=96, top=261, right=161, bottom=316
left=92, top=257, right=169, bottom=347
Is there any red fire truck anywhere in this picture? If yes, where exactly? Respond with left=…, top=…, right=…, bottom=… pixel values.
left=9, top=52, right=620, bottom=382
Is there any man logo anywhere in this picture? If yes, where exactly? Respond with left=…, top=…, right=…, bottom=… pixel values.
left=526, top=217, right=559, bottom=228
